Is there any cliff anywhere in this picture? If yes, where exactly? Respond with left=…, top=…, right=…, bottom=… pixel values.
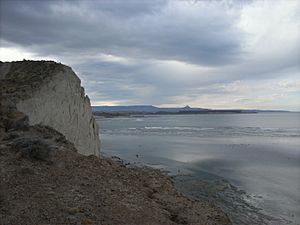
left=0, top=60, right=230, bottom=225
left=0, top=60, right=100, bottom=156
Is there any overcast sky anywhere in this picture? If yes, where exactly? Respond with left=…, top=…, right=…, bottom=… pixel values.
left=0, top=0, right=299, bottom=110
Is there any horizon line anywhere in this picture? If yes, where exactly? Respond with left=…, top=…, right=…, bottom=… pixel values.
left=91, top=105, right=299, bottom=112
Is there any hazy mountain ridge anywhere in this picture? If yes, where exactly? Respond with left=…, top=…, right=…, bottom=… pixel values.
left=92, top=105, right=209, bottom=113
left=92, top=105, right=291, bottom=114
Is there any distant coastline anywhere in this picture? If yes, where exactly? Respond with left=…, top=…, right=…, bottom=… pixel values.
left=92, top=105, right=292, bottom=117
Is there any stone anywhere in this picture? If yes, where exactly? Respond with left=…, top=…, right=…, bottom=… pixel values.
left=12, top=137, right=52, bottom=161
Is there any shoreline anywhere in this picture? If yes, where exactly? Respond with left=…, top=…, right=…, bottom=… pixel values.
left=0, top=122, right=231, bottom=225
left=0, top=60, right=230, bottom=224
left=98, top=118, right=300, bottom=225
left=102, top=152, right=278, bottom=225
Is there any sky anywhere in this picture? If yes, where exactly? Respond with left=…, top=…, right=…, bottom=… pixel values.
left=0, top=0, right=299, bottom=110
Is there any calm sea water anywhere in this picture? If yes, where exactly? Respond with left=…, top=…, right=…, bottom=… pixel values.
left=96, top=113, right=300, bottom=225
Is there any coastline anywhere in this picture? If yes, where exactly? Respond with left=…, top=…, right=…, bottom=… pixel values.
left=98, top=114, right=300, bottom=225
left=0, top=123, right=231, bottom=225
left=0, top=60, right=230, bottom=225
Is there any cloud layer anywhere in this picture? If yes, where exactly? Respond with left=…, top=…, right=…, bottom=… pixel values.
left=1, top=0, right=299, bottom=110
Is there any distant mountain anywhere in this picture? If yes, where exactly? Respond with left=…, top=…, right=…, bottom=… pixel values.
left=92, top=105, right=294, bottom=114
left=92, top=105, right=210, bottom=113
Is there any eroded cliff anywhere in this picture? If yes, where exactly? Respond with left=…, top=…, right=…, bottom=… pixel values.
left=0, top=60, right=100, bottom=156
left=0, top=60, right=231, bottom=225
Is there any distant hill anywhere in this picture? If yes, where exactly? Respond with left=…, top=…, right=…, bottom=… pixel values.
left=92, top=105, right=292, bottom=114
left=92, top=105, right=227, bottom=114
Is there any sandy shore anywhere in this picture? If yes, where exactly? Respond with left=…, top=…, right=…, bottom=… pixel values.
left=0, top=120, right=231, bottom=225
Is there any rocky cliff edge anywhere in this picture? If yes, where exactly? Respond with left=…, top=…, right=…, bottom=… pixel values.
left=0, top=60, right=100, bottom=156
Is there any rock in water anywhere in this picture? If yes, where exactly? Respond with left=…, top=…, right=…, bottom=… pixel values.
left=0, top=60, right=100, bottom=156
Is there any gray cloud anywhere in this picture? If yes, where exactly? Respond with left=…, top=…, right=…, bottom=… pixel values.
left=0, top=0, right=243, bottom=65
left=0, top=0, right=299, bottom=109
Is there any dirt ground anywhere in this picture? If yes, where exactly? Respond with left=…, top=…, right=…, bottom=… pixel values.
left=0, top=122, right=231, bottom=225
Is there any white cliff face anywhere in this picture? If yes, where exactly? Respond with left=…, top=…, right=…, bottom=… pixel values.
left=1, top=61, right=100, bottom=156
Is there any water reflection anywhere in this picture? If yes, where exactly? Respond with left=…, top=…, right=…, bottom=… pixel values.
left=98, top=113, right=300, bottom=225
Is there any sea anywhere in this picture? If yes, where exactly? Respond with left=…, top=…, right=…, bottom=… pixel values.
left=95, top=113, right=300, bottom=225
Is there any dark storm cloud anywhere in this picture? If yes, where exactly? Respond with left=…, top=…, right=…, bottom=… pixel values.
left=0, top=0, right=243, bottom=66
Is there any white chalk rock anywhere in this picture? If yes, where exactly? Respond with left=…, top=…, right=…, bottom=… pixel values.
left=1, top=61, right=100, bottom=156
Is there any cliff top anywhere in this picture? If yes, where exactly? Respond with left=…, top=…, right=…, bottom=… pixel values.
left=0, top=60, right=67, bottom=102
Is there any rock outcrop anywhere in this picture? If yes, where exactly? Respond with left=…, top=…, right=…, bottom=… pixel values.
left=0, top=60, right=100, bottom=156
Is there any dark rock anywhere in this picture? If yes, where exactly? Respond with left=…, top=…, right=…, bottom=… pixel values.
left=12, top=138, right=52, bottom=161
left=19, top=167, right=35, bottom=175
